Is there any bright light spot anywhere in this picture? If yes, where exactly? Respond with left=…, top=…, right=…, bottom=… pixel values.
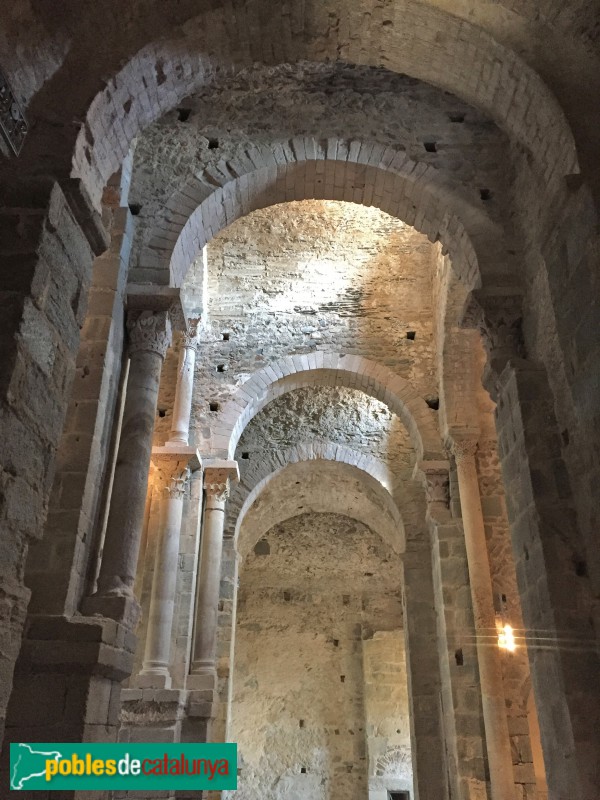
left=498, top=624, right=516, bottom=652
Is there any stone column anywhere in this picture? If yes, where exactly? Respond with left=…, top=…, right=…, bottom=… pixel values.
left=170, top=319, right=200, bottom=444
left=138, top=463, right=190, bottom=688
left=133, top=313, right=201, bottom=687
left=189, top=461, right=239, bottom=690
left=136, top=317, right=202, bottom=684
left=450, top=437, right=515, bottom=800
left=86, top=309, right=171, bottom=624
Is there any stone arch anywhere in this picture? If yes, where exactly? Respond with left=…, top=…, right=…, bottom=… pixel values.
left=63, top=1, right=578, bottom=210
left=233, top=459, right=404, bottom=557
left=238, top=440, right=393, bottom=492
left=210, top=352, right=444, bottom=462
left=7, top=4, right=580, bottom=211
left=134, top=139, right=500, bottom=290
left=227, top=440, right=396, bottom=538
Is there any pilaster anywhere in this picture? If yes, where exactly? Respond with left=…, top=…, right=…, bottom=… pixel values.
left=448, top=434, right=515, bottom=800
left=415, top=460, right=490, bottom=800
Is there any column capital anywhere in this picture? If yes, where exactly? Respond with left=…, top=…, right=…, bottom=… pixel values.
left=152, top=447, right=199, bottom=498
left=465, top=289, right=525, bottom=359
left=126, top=309, right=172, bottom=359
left=204, top=472, right=231, bottom=503
left=181, top=317, right=201, bottom=350
left=413, top=460, right=450, bottom=507
left=126, top=285, right=186, bottom=331
left=448, top=436, right=479, bottom=463
left=204, top=460, right=239, bottom=503
left=156, top=466, right=190, bottom=500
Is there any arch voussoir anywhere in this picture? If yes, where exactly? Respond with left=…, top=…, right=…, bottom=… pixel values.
left=209, top=353, right=444, bottom=462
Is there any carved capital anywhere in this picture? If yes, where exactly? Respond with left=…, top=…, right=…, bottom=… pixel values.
left=424, top=469, right=450, bottom=506
left=204, top=471, right=231, bottom=503
left=203, top=460, right=239, bottom=504
left=450, top=438, right=478, bottom=463
left=127, top=310, right=172, bottom=359
left=152, top=446, right=201, bottom=498
left=473, top=291, right=525, bottom=361
left=181, top=317, right=201, bottom=349
left=415, top=461, right=450, bottom=507
left=160, top=467, right=190, bottom=500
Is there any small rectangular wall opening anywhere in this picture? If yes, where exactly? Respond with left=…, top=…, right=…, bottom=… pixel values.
left=388, top=792, right=410, bottom=800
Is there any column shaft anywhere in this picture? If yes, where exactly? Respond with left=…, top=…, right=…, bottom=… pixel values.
left=192, top=494, right=226, bottom=675
left=139, top=470, right=188, bottom=686
left=402, top=540, right=448, bottom=800
left=453, top=441, right=515, bottom=800
left=170, top=321, right=199, bottom=444
left=89, top=310, right=171, bottom=621
left=190, top=463, right=238, bottom=686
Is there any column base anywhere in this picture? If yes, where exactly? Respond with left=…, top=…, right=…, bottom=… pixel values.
left=134, top=670, right=172, bottom=689
left=117, top=689, right=189, bottom=800
left=186, top=668, right=217, bottom=692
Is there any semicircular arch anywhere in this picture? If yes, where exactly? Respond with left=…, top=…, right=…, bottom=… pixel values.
left=227, top=440, right=396, bottom=536
left=211, top=352, right=443, bottom=462
left=135, top=139, right=504, bottom=291
left=57, top=2, right=578, bottom=209
left=234, top=459, right=404, bottom=558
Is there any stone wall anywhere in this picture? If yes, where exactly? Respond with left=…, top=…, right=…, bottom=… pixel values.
left=229, top=512, right=405, bottom=800
left=128, top=63, right=510, bottom=288
left=512, top=148, right=600, bottom=606
left=0, top=179, right=102, bottom=741
left=162, top=200, right=438, bottom=456
left=25, top=200, right=132, bottom=617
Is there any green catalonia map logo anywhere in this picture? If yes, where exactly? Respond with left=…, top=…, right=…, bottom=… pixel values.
left=10, top=742, right=237, bottom=791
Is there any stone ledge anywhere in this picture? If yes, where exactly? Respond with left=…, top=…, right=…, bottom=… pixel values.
left=152, top=444, right=202, bottom=472
left=19, top=614, right=137, bottom=677
left=122, top=688, right=187, bottom=705
left=81, top=593, right=142, bottom=630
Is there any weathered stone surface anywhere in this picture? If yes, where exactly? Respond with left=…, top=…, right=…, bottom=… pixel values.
left=1, top=9, right=599, bottom=800
left=230, top=513, right=405, bottom=800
